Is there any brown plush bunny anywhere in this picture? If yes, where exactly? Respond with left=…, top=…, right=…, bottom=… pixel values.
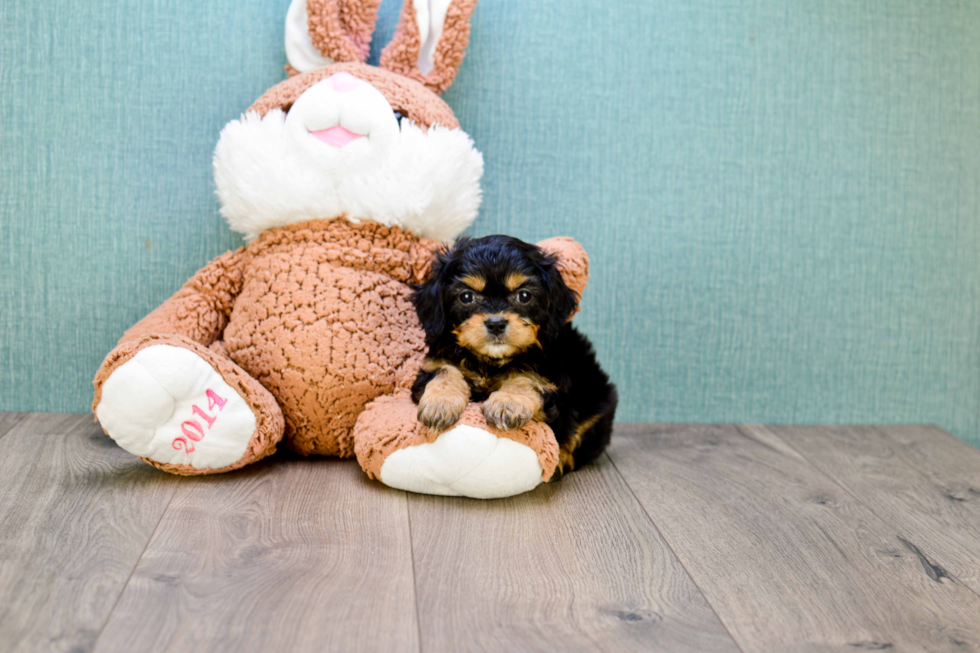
left=92, top=0, right=590, bottom=498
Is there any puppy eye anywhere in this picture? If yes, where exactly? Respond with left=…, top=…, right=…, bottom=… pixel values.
left=460, top=291, right=475, bottom=304
left=516, top=290, right=532, bottom=304
left=393, top=111, right=407, bottom=126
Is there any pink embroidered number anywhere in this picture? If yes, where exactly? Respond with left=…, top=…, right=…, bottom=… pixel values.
left=171, top=388, right=228, bottom=455
left=182, top=420, right=205, bottom=441
left=191, top=405, right=216, bottom=429
left=172, top=437, right=195, bottom=453
left=207, top=389, right=227, bottom=411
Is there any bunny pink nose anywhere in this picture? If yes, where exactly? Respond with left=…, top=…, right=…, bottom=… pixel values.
left=329, top=72, right=360, bottom=93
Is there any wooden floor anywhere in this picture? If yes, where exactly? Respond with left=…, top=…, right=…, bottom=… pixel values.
left=1, top=414, right=979, bottom=652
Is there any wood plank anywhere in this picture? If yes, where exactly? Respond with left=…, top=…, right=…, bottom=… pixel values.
left=0, top=412, right=28, bottom=439
left=609, top=423, right=980, bottom=653
left=0, top=413, right=179, bottom=653
left=408, top=454, right=740, bottom=653
left=763, top=424, right=980, bottom=596
left=93, top=457, right=418, bottom=653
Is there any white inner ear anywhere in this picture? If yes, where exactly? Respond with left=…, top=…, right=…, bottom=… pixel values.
left=415, top=0, right=452, bottom=75
left=285, top=0, right=335, bottom=73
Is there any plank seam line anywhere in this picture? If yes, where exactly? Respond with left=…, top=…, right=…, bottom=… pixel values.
left=738, top=424, right=980, bottom=603
left=88, top=481, right=181, bottom=652
left=603, top=451, right=747, bottom=653
left=405, top=494, right=425, bottom=653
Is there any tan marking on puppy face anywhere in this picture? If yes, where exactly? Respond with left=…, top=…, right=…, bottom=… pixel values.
left=460, top=275, right=486, bottom=292
left=504, top=313, right=541, bottom=351
left=453, top=312, right=541, bottom=361
left=417, top=365, right=470, bottom=431
left=482, top=372, right=555, bottom=430
left=453, top=315, right=488, bottom=352
left=505, top=272, right=529, bottom=292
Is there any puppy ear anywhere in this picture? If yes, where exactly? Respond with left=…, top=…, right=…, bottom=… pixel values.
left=539, top=253, right=579, bottom=339
left=535, top=237, right=589, bottom=308
left=412, top=250, right=449, bottom=345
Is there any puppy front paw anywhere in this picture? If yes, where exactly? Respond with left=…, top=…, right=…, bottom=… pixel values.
left=483, top=392, right=535, bottom=430
left=417, top=393, right=467, bottom=431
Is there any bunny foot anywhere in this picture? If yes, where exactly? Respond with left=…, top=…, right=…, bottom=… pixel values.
left=94, top=336, right=283, bottom=474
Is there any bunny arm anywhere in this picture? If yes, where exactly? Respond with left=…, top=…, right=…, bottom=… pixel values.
left=92, top=249, right=285, bottom=475
left=353, top=392, right=560, bottom=498
left=114, top=249, right=247, bottom=347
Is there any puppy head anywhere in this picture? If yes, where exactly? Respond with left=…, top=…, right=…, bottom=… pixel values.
left=412, top=235, right=579, bottom=360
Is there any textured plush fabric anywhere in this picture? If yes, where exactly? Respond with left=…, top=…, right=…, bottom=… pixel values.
left=95, top=218, right=437, bottom=460
left=2, top=0, right=979, bottom=447
left=306, top=0, right=383, bottom=63
left=92, top=218, right=583, bottom=472
left=380, top=0, right=477, bottom=93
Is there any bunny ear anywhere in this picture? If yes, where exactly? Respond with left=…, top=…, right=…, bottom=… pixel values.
left=285, top=0, right=381, bottom=73
left=380, top=0, right=478, bottom=94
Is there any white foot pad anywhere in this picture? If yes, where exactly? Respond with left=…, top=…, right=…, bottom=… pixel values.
left=379, top=425, right=544, bottom=499
left=96, top=345, right=257, bottom=470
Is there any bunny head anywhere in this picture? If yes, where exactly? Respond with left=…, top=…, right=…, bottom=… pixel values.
left=214, top=0, right=483, bottom=242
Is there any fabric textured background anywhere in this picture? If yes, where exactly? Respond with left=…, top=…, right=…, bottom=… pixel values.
left=2, top=0, right=979, bottom=446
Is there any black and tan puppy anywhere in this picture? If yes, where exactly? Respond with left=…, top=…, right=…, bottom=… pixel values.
left=411, top=235, right=617, bottom=478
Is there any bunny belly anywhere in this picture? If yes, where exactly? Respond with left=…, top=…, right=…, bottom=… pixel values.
left=221, top=252, right=426, bottom=457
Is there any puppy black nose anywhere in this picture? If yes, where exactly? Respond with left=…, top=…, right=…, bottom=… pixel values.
left=484, top=316, right=508, bottom=336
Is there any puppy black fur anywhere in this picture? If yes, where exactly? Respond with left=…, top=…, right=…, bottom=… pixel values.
left=411, top=235, right=617, bottom=478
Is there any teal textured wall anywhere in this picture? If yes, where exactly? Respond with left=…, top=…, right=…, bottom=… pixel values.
left=2, top=1, right=979, bottom=445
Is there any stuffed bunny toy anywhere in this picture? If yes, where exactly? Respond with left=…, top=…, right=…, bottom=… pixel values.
left=92, top=0, right=590, bottom=499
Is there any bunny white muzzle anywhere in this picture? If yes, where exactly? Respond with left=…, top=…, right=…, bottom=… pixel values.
left=285, top=73, right=400, bottom=162
left=213, top=72, right=484, bottom=243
